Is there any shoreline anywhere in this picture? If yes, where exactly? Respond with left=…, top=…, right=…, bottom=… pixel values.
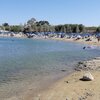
left=31, top=57, right=100, bottom=100
left=5, top=71, right=100, bottom=100
left=0, top=36, right=100, bottom=100
left=39, top=70, right=100, bottom=100
left=22, top=40, right=100, bottom=100
left=0, top=34, right=100, bottom=46
left=50, top=37, right=100, bottom=46
left=5, top=58, right=100, bottom=100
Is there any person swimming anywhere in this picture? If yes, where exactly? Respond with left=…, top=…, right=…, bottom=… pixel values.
left=83, top=46, right=95, bottom=50
left=83, top=46, right=86, bottom=49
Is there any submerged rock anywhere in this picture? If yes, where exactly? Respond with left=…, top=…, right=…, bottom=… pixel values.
left=61, top=69, right=67, bottom=72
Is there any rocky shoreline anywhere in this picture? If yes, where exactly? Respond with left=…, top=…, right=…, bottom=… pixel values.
left=3, top=57, right=100, bottom=100
left=33, top=57, right=100, bottom=100
left=75, top=57, right=100, bottom=71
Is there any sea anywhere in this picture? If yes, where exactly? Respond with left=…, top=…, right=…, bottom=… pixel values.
left=0, top=37, right=100, bottom=99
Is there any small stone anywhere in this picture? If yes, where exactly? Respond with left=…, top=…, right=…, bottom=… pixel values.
left=66, top=97, right=69, bottom=100
left=80, top=72, right=94, bottom=81
left=61, top=69, right=66, bottom=72
left=66, top=81, right=69, bottom=83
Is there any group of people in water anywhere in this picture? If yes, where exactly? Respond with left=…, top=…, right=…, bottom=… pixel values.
left=83, top=45, right=97, bottom=50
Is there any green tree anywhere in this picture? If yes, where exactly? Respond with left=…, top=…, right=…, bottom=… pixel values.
left=38, top=21, right=50, bottom=26
left=27, top=18, right=36, bottom=26
left=2, top=23, right=11, bottom=31
left=75, top=25, right=80, bottom=33
left=66, top=24, right=72, bottom=33
left=38, top=25, right=43, bottom=32
left=10, top=25, right=22, bottom=32
left=96, top=27, right=100, bottom=33
left=31, top=24, right=38, bottom=32
left=49, top=26, right=55, bottom=32
left=79, top=24, right=85, bottom=33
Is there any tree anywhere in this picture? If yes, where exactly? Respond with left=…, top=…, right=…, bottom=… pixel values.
left=10, top=25, right=22, bottom=32
left=19, top=24, right=24, bottom=32
left=96, top=27, right=100, bottom=33
left=38, top=25, right=43, bottom=32
left=55, top=25, right=62, bottom=32
left=49, top=26, right=55, bottom=32
left=42, top=24, right=49, bottom=32
left=55, top=26, right=59, bottom=32
left=85, top=26, right=97, bottom=33
left=38, top=21, right=50, bottom=26
left=79, top=24, right=85, bottom=33
left=5, top=26, right=11, bottom=31
left=46, top=25, right=49, bottom=32
left=31, top=24, right=38, bottom=32
left=2, top=23, right=11, bottom=31
left=66, top=24, right=72, bottom=33
left=75, top=25, right=80, bottom=33
left=27, top=18, right=36, bottom=26
left=61, top=26, right=66, bottom=33
left=2, top=23, right=9, bottom=27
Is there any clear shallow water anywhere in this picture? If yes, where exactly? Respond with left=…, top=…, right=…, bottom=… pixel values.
left=0, top=37, right=100, bottom=99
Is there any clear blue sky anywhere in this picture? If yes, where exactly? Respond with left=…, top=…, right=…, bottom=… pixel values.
left=0, top=0, right=100, bottom=26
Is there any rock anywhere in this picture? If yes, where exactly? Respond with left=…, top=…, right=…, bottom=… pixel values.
left=75, top=62, right=88, bottom=71
left=66, top=97, right=69, bottom=100
left=65, top=81, right=69, bottom=83
left=75, top=58, right=100, bottom=71
left=80, top=72, right=94, bottom=81
left=33, top=97, right=40, bottom=100
left=61, top=69, right=67, bottom=72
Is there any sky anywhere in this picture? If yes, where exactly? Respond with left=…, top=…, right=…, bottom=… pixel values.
left=0, top=0, right=100, bottom=26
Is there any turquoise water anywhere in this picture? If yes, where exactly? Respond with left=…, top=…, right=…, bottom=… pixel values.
left=0, top=37, right=100, bottom=99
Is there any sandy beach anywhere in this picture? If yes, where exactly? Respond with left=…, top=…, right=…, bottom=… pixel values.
left=1, top=36, right=100, bottom=100
left=32, top=57, right=100, bottom=100
left=5, top=71, right=100, bottom=100
left=39, top=70, right=100, bottom=100
left=51, top=37, right=100, bottom=46
left=5, top=58, right=100, bottom=100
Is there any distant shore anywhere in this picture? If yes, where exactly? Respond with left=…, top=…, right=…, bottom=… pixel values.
left=0, top=32, right=100, bottom=46
left=0, top=33, right=27, bottom=38
left=50, top=37, right=100, bottom=46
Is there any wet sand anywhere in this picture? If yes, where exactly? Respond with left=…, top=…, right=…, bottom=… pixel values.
left=22, top=59, right=100, bottom=100
left=4, top=58, right=100, bottom=100
left=40, top=70, right=100, bottom=100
